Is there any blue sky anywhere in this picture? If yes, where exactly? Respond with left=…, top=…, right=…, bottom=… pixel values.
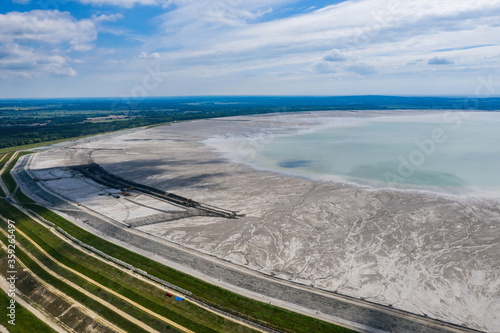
left=1, top=0, right=500, bottom=98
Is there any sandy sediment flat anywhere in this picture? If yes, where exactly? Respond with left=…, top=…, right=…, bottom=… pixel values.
left=28, top=111, right=500, bottom=332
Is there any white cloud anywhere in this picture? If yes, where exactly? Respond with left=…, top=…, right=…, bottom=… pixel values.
left=0, top=44, right=76, bottom=78
left=205, top=5, right=273, bottom=26
left=0, top=10, right=97, bottom=51
left=0, top=10, right=107, bottom=77
left=146, top=0, right=500, bottom=86
left=91, top=13, right=124, bottom=23
left=4, top=0, right=500, bottom=96
left=139, top=51, right=160, bottom=59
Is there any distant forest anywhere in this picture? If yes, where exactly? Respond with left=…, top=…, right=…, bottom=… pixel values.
left=0, top=96, right=499, bottom=149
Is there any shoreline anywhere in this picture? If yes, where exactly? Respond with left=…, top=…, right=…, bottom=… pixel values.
left=24, top=110, right=500, bottom=332
left=202, top=110, right=500, bottom=200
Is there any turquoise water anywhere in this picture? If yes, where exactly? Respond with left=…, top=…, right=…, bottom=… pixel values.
left=251, top=112, right=500, bottom=195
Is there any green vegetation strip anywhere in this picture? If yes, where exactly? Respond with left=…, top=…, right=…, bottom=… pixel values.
left=13, top=188, right=36, bottom=204
left=0, top=152, right=13, bottom=170
left=0, top=153, right=14, bottom=173
left=23, top=203, right=353, bottom=333
left=0, top=220, right=160, bottom=333
left=0, top=137, right=84, bottom=154
left=0, top=152, right=14, bottom=197
left=0, top=200, right=254, bottom=333
left=0, top=290, right=55, bottom=333
left=0, top=152, right=14, bottom=182
left=0, top=269, right=57, bottom=333
left=0, top=127, right=150, bottom=154
left=1, top=152, right=32, bottom=194
left=0, top=114, right=172, bottom=151
left=0, top=151, right=39, bottom=201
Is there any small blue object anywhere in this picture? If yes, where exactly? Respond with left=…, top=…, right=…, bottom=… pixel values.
left=175, top=297, right=183, bottom=301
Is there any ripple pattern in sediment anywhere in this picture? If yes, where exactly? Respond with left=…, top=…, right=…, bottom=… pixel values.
left=31, top=113, right=500, bottom=332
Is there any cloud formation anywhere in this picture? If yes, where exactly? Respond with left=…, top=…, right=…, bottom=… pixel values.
left=0, top=10, right=117, bottom=77
left=0, top=10, right=97, bottom=50
left=2, top=0, right=500, bottom=96
left=139, top=51, right=160, bottom=59
left=146, top=0, right=500, bottom=83
left=0, top=43, right=76, bottom=78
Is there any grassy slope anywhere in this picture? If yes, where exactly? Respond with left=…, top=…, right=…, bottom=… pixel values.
left=0, top=152, right=13, bottom=171
left=0, top=151, right=41, bottom=201
left=13, top=188, right=36, bottom=203
left=0, top=286, right=57, bottom=333
left=0, top=152, right=13, bottom=197
left=1, top=152, right=32, bottom=194
left=0, top=220, right=165, bottom=333
left=0, top=200, right=255, bottom=333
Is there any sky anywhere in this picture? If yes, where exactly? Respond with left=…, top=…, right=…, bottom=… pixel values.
left=1, top=0, right=500, bottom=98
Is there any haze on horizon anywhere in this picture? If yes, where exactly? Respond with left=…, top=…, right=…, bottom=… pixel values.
left=1, top=0, right=500, bottom=98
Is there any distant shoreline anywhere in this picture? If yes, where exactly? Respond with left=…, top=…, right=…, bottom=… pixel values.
left=203, top=110, right=500, bottom=199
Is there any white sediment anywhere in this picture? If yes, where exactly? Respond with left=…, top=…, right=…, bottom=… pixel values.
left=28, top=111, right=500, bottom=332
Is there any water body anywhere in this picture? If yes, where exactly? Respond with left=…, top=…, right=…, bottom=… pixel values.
left=215, top=112, right=500, bottom=196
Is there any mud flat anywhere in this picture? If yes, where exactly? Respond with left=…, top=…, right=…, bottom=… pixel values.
left=24, top=111, right=500, bottom=332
